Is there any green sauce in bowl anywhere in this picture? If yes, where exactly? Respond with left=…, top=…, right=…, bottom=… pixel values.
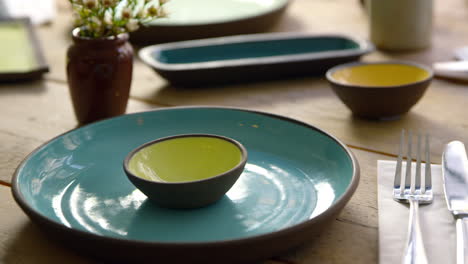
left=128, top=135, right=243, bottom=183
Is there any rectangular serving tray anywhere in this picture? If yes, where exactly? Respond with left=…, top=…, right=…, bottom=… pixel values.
left=139, top=32, right=374, bottom=86
left=0, top=17, right=49, bottom=82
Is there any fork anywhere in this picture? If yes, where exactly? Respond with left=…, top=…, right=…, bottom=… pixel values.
left=393, top=130, right=433, bottom=264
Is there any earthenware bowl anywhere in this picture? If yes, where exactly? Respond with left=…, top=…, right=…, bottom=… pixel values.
left=326, top=61, right=433, bottom=119
left=123, top=134, right=248, bottom=209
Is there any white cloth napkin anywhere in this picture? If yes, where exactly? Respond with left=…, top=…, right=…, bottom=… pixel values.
left=378, top=160, right=456, bottom=264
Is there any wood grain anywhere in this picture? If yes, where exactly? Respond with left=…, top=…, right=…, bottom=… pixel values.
left=2, top=0, right=468, bottom=262
left=31, top=0, right=468, bottom=163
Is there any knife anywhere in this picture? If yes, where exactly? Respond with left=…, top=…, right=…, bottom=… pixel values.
left=443, top=141, right=468, bottom=264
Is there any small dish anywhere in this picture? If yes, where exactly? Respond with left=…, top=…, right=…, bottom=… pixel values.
left=123, top=134, right=248, bottom=209
left=129, top=0, right=289, bottom=45
left=139, top=33, right=374, bottom=86
left=0, top=17, right=48, bottom=82
left=326, top=61, right=433, bottom=119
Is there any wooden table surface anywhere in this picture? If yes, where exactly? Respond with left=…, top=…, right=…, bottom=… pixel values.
left=2, top=0, right=468, bottom=263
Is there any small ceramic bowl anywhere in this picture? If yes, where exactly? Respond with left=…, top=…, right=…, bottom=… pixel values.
left=326, top=61, right=433, bottom=119
left=123, top=134, right=248, bottom=209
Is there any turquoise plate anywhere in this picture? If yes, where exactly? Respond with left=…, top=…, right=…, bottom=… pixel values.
left=12, top=107, right=359, bottom=264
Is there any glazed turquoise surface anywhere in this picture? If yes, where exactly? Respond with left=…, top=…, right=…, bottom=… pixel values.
left=156, top=37, right=359, bottom=64
left=149, top=0, right=288, bottom=25
left=14, top=108, right=354, bottom=243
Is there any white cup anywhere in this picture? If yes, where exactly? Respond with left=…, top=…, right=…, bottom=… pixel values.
left=369, top=0, right=433, bottom=51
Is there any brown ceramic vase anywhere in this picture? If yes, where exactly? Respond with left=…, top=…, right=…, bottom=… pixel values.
left=67, top=28, right=133, bottom=124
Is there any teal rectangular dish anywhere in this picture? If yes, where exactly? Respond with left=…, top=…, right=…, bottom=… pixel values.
left=139, top=33, right=374, bottom=86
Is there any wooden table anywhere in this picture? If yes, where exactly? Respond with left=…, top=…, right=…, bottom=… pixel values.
left=2, top=0, right=468, bottom=263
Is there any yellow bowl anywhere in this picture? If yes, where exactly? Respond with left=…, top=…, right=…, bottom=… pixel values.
left=326, top=61, right=433, bottom=119
left=123, top=134, right=248, bottom=209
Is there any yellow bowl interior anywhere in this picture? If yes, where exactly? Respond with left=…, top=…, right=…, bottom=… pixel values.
left=128, top=136, right=243, bottom=183
left=331, top=63, right=430, bottom=87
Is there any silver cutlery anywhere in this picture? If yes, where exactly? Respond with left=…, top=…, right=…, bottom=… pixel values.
left=442, top=141, right=468, bottom=264
left=393, top=130, right=433, bottom=264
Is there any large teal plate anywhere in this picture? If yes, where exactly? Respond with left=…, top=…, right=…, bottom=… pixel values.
left=12, top=107, right=359, bottom=264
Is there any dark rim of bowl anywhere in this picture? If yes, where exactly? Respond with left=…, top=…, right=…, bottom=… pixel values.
left=123, top=133, right=248, bottom=185
left=326, top=60, right=434, bottom=89
left=11, top=106, right=360, bottom=248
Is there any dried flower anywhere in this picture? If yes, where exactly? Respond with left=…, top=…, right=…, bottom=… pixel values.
left=90, top=16, right=102, bottom=27
left=121, top=7, right=132, bottom=19
left=136, top=8, right=147, bottom=19
left=103, top=11, right=113, bottom=25
left=69, top=0, right=169, bottom=38
left=83, top=0, right=98, bottom=9
left=101, top=0, right=117, bottom=7
left=126, top=19, right=139, bottom=31
left=147, top=5, right=158, bottom=16
left=157, top=6, right=167, bottom=17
